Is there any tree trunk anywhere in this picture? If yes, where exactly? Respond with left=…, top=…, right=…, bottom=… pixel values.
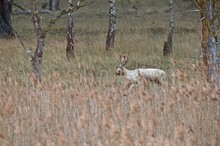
left=8, top=0, right=14, bottom=13
left=207, top=0, right=220, bottom=84
left=195, top=0, right=220, bottom=84
left=66, top=0, right=75, bottom=60
left=31, top=0, right=90, bottom=81
left=163, top=0, right=174, bottom=56
left=32, top=0, right=45, bottom=82
left=199, top=0, right=210, bottom=78
left=0, top=0, right=14, bottom=38
left=42, top=0, right=60, bottom=10
left=106, top=0, right=116, bottom=50
left=31, top=35, right=45, bottom=82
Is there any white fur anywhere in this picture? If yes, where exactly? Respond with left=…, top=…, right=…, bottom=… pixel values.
left=116, top=67, right=166, bottom=85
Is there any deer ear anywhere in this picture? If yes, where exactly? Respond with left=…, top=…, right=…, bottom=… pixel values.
left=125, top=56, right=128, bottom=63
left=122, top=54, right=128, bottom=64
left=120, top=54, right=127, bottom=65
left=119, top=54, right=122, bottom=60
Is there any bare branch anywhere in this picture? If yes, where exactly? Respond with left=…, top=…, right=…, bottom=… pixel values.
left=44, top=0, right=95, bottom=35
left=11, top=2, right=26, bottom=11
left=11, top=27, right=33, bottom=59
left=29, top=0, right=95, bottom=81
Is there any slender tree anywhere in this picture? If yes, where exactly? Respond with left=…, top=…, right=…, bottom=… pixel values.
left=194, top=0, right=220, bottom=84
left=106, top=0, right=116, bottom=50
left=163, top=0, right=174, bottom=56
left=31, top=0, right=93, bottom=81
left=0, top=0, right=14, bottom=38
left=31, top=0, right=46, bottom=82
left=197, top=0, right=209, bottom=78
left=66, top=0, right=75, bottom=60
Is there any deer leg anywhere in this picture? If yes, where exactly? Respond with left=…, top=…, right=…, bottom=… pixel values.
left=145, top=77, right=162, bottom=86
left=126, top=82, right=133, bottom=89
left=153, top=78, right=162, bottom=86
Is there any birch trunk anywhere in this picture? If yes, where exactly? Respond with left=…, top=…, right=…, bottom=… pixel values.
left=66, top=0, right=75, bottom=60
left=163, top=0, right=174, bottom=56
left=106, top=0, right=116, bottom=50
left=31, top=0, right=91, bottom=81
left=32, top=1, right=45, bottom=82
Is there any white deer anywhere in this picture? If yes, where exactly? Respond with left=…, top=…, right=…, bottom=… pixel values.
left=115, top=54, right=166, bottom=89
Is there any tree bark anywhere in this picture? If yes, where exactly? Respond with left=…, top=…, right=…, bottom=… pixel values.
left=8, top=0, right=13, bottom=13
left=106, top=0, right=116, bottom=50
left=42, top=0, right=60, bottom=10
left=195, top=0, right=220, bottom=84
left=66, top=0, right=75, bottom=60
left=199, top=0, right=209, bottom=79
left=0, top=0, right=14, bottom=38
left=163, top=0, right=174, bottom=56
left=207, top=0, right=220, bottom=84
left=31, top=0, right=92, bottom=81
left=32, top=1, right=45, bottom=82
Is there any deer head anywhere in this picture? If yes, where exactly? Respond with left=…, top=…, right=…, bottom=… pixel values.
left=115, top=54, right=128, bottom=76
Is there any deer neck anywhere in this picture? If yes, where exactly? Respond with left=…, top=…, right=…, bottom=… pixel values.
left=122, top=67, right=130, bottom=76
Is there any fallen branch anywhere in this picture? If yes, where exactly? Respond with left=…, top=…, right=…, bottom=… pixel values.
left=14, top=10, right=50, bottom=14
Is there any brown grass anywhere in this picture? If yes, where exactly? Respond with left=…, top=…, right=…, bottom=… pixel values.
left=0, top=0, right=220, bottom=145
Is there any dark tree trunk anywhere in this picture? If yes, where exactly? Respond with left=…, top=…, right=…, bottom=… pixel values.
left=8, top=0, right=13, bottom=13
left=42, top=0, right=60, bottom=10
left=163, top=0, right=174, bottom=56
left=106, top=0, right=116, bottom=50
left=66, top=0, right=75, bottom=60
left=0, top=0, right=14, bottom=38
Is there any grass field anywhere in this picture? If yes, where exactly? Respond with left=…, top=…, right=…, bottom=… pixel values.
left=0, top=0, right=220, bottom=145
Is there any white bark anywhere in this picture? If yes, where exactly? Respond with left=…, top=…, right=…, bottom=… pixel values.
left=66, top=0, right=75, bottom=59
left=163, top=0, right=174, bottom=56
left=106, top=0, right=116, bottom=50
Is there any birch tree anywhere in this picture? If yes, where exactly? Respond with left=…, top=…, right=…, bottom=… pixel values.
left=31, top=0, right=92, bottom=82
left=194, top=0, right=220, bottom=84
left=106, top=0, right=116, bottom=50
left=31, top=0, right=45, bottom=82
left=163, top=0, right=174, bottom=56
left=66, top=0, right=75, bottom=60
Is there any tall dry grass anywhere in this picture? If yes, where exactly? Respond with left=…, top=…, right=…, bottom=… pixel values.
left=0, top=0, right=220, bottom=145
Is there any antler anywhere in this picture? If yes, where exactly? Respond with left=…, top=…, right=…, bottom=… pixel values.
left=119, top=54, right=128, bottom=66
